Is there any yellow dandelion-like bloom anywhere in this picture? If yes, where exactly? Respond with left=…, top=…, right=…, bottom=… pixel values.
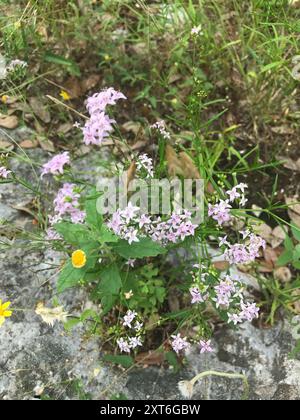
left=71, top=250, right=87, bottom=269
left=0, top=300, right=13, bottom=327
left=1, top=95, right=8, bottom=104
left=59, top=90, right=71, bottom=101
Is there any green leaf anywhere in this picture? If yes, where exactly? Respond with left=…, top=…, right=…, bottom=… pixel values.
left=291, top=224, right=300, bottom=242
left=54, top=222, right=91, bottom=246
left=99, top=264, right=122, bottom=294
left=284, top=235, right=294, bottom=252
left=112, top=237, right=167, bottom=259
left=85, top=192, right=103, bottom=231
left=165, top=351, right=180, bottom=373
left=43, top=52, right=81, bottom=76
left=103, top=354, right=134, bottom=369
left=276, top=249, right=293, bottom=267
left=64, top=317, right=81, bottom=332
left=99, top=225, right=118, bottom=243
left=97, top=264, right=122, bottom=314
left=57, top=261, right=86, bottom=293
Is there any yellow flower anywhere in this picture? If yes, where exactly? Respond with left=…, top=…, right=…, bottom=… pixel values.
left=60, top=90, right=71, bottom=101
left=72, top=250, right=87, bottom=269
left=0, top=300, right=13, bottom=327
left=1, top=95, right=8, bottom=104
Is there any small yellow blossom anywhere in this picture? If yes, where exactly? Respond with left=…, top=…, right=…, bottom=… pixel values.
left=72, top=250, right=87, bottom=269
left=104, top=54, right=111, bottom=61
left=0, top=300, right=13, bottom=327
left=1, top=95, right=8, bottom=104
left=60, top=90, right=71, bottom=101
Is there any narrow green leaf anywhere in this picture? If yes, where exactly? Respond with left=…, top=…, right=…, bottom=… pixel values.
left=112, top=237, right=166, bottom=259
left=103, top=354, right=134, bottom=368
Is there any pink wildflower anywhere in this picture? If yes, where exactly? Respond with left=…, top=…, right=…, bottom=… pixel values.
left=0, top=166, right=11, bottom=178
left=171, top=333, right=190, bottom=354
left=199, top=339, right=213, bottom=353
left=41, top=152, right=70, bottom=177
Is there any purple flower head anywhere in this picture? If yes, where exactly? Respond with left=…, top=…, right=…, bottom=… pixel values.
left=85, top=88, right=126, bottom=115
left=0, top=166, right=11, bottom=179
left=82, top=112, right=115, bottom=145
left=171, top=333, right=190, bottom=354
left=239, top=302, right=259, bottom=322
left=117, top=338, right=131, bottom=353
left=123, top=310, right=137, bottom=328
left=199, top=339, right=213, bottom=354
left=190, top=287, right=204, bottom=304
left=41, top=152, right=70, bottom=177
left=129, top=336, right=143, bottom=349
left=208, top=200, right=231, bottom=225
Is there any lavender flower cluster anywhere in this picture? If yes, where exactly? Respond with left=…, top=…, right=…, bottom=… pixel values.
left=150, top=120, right=171, bottom=140
left=82, top=87, right=126, bottom=146
left=46, top=183, right=85, bottom=240
left=208, top=183, right=247, bottom=225
left=0, top=166, right=11, bottom=179
left=117, top=310, right=144, bottom=353
left=107, top=203, right=198, bottom=245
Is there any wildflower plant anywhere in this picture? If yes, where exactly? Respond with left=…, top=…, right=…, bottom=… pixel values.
left=1, top=87, right=266, bottom=366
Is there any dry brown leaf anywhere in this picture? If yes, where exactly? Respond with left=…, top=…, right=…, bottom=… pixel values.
left=126, top=161, right=136, bottom=190
left=270, top=225, right=287, bottom=248
left=122, top=121, right=142, bottom=135
left=38, top=137, right=55, bottom=152
left=254, top=223, right=272, bottom=242
left=278, top=156, right=300, bottom=171
left=135, top=350, right=164, bottom=367
left=274, top=267, right=292, bottom=283
left=165, top=144, right=184, bottom=177
left=0, top=139, right=14, bottom=151
left=264, top=247, right=279, bottom=267
left=63, top=76, right=83, bottom=99
left=179, top=151, right=200, bottom=179
left=0, top=114, right=18, bottom=129
left=213, top=260, right=230, bottom=271
left=80, top=74, right=101, bottom=93
left=57, top=122, right=73, bottom=134
left=29, top=97, right=51, bottom=123
left=271, top=126, right=294, bottom=135
left=19, top=139, right=38, bottom=149
left=285, top=196, right=300, bottom=227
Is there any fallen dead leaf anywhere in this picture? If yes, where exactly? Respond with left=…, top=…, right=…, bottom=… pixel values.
left=80, top=74, right=101, bottom=93
left=179, top=151, right=200, bottom=179
left=213, top=260, right=230, bottom=271
left=38, top=137, right=55, bottom=152
left=0, top=139, right=14, bottom=151
left=271, top=126, right=294, bottom=135
left=285, top=196, right=300, bottom=228
left=278, top=155, right=300, bottom=171
left=57, top=122, right=73, bottom=134
left=126, top=161, right=136, bottom=191
left=63, top=76, right=83, bottom=99
left=274, top=266, right=292, bottom=283
left=19, top=139, right=39, bottom=149
left=29, top=97, right=51, bottom=123
left=165, top=144, right=184, bottom=177
left=0, top=114, right=19, bottom=129
left=122, top=121, right=143, bottom=135
left=135, top=350, right=165, bottom=367
left=255, top=223, right=286, bottom=248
